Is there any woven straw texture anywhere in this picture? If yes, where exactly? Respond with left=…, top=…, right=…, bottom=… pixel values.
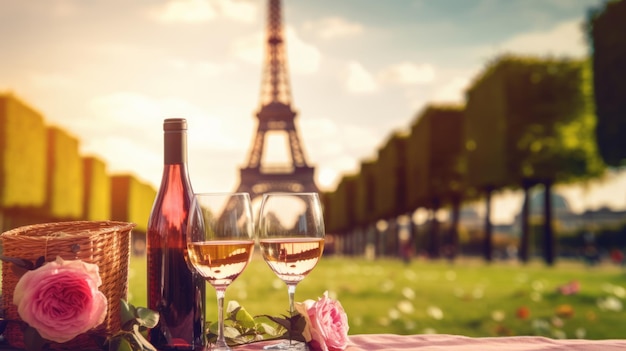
left=0, top=221, right=135, bottom=350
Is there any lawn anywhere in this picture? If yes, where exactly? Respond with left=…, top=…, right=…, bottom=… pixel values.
left=128, top=254, right=626, bottom=340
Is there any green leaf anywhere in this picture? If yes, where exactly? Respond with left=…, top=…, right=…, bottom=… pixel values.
left=259, top=322, right=280, bottom=337
left=0, top=256, right=35, bottom=278
left=120, top=299, right=136, bottom=326
left=133, top=324, right=157, bottom=351
left=261, top=315, right=292, bottom=331
left=107, top=330, right=151, bottom=351
left=226, top=306, right=242, bottom=322
left=208, top=321, right=219, bottom=335
left=291, top=315, right=306, bottom=342
left=226, top=300, right=241, bottom=313
left=0, top=256, right=34, bottom=269
left=136, top=307, right=159, bottom=329
left=235, top=306, right=256, bottom=329
left=34, top=256, right=46, bottom=269
left=203, top=303, right=310, bottom=347
left=223, top=325, right=242, bottom=339
left=116, top=338, right=135, bottom=351
left=125, top=331, right=145, bottom=351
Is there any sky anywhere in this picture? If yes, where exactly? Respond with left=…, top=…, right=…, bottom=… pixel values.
left=1, top=0, right=623, bottom=224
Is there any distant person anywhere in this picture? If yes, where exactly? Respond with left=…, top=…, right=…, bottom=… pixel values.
left=401, top=241, right=413, bottom=265
left=610, top=249, right=624, bottom=266
left=583, top=244, right=600, bottom=266
left=441, top=244, right=456, bottom=263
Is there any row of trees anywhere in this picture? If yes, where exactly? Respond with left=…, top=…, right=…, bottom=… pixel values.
left=0, top=94, right=156, bottom=236
left=322, top=0, right=626, bottom=265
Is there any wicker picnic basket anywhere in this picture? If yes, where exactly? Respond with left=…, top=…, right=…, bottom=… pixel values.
left=0, top=220, right=135, bottom=350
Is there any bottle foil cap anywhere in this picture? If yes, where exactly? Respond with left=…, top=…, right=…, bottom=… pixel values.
left=163, top=118, right=187, bottom=131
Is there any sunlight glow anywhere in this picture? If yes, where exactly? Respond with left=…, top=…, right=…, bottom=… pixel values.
left=150, top=0, right=217, bottom=23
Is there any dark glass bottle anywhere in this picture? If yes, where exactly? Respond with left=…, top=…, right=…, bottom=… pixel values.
left=147, top=118, right=206, bottom=350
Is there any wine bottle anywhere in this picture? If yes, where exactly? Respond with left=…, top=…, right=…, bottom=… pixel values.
left=147, top=118, right=206, bottom=350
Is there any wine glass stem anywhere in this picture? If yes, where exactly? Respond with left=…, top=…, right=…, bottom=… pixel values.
left=216, top=287, right=229, bottom=349
left=287, top=283, right=297, bottom=315
left=287, top=283, right=298, bottom=346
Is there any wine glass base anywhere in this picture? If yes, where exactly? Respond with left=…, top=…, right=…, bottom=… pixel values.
left=207, top=345, right=231, bottom=351
left=263, top=340, right=308, bottom=351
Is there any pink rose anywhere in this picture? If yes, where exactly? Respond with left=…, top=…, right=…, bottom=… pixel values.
left=13, top=256, right=108, bottom=343
left=295, top=291, right=349, bottom=351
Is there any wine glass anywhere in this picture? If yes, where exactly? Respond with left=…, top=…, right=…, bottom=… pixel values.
left=186, top=192, right=255, bottom=351
left=257, top=192, right=325, bottom=350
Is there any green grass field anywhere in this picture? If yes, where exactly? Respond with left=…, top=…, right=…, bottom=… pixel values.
left=129, top=254, right=626, bottom=340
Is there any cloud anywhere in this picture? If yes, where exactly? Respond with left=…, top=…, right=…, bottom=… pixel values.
left=300, top=117, right=338, bottom=138
left=404, top=88, right=429, bottom=112
left=92, top=42, right=157, bottom=59
left=315, top=154, right=362, bottom=190
left=85, top=92, right=238, bottom=149
left=378, top=62, right=436, bottom=85
left=344, top=61, right=378, bottom=94
left=286, top=27, right=322, bottom=74
left=300, top=118, right=342, bottom=156
left=51, top=0, right=79, bottom=17
left=149, top=0, right=218, bottom=23
left=231, top=32, right=262, bottom=63
left=82, top=135, right=161, bottom=184
left=79, top=91, right=250, bottom=188
left=88, top=92, right=171, bottom=128
left=317, top=167, right=340, bottom=189
left=166, top=58, right=237, bottom=76
left=299, top=117, right=382, bottom=190
left=216, top=0, right=257, bottom=23
left=28, top=72, right=76, bottom=90
left=488, top=19, right=588, bottom=58
left=149, top=0, right=257, bottom=24
left=303, top=16, right=364, bottom=39
left=82, top=92, right=197, bottom=153
left=432, top=76, right=470, bottom=103
left=232, top=26, right=321, bottom=75
left=301, top=118, right=380, bottom=163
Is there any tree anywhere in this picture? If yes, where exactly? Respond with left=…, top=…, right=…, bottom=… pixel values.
left=465, top=55, right=604, bottom=265
left=406, top=105, right=465, bottom=259
left=375, top=131, right=409, bottom=257
left=586, top=0, right=626, bottom=167
left=465, top=61, right=513, bottom=262
left=354, top=160, right=379, bottom=256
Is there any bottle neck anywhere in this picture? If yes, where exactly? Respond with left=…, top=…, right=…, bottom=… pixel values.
left=164, top=130, right=187, bottom=165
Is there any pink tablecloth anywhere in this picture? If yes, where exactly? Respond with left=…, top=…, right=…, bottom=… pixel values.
left=234, top=334, right=626, bottom=351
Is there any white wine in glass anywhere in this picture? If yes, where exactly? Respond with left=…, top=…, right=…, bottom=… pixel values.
left=187, top=192, right=255, bottom=351
left=258, top=192, right=325, bottom=351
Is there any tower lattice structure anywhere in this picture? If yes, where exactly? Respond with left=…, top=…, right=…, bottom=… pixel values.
left=236, top=0, right=318, bottom=199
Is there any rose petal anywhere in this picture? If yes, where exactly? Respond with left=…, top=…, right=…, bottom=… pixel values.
left=13, top=257, right=108, bottom=343
left=302, top=291, right=349, bottom=351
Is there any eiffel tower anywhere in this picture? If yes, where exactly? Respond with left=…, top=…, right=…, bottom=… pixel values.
left=236, top=0, right=318, bottom=200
